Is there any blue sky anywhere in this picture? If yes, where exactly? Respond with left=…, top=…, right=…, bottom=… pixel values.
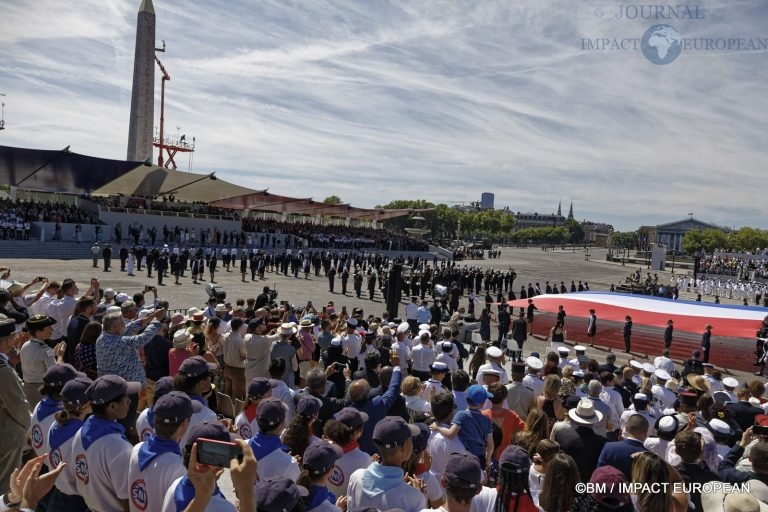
left=1, top=0, right=766, bottom=231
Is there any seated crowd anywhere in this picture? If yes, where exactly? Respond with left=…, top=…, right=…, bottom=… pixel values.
left=1, top=271, right=768, bottom=512
left=0, top=197, right=99, bottom=227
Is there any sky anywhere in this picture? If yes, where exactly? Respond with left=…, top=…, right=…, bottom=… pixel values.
left=1, top=0, right=766, bottom=231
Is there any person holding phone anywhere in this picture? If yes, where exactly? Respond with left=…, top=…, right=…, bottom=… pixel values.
left=162, top=422, right=254, bottom=512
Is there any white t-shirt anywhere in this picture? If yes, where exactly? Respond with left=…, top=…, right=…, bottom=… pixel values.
left=428, top=426, right=467, bottom=482
left=49, top=420, right=83, bottom=496
left=72, top=424, right=134, bottom=512
left=127, top=442, right=186, bottom=512
left=328, top=447, right=372, bottom=496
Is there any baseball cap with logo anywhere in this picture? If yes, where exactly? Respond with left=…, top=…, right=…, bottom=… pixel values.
left=152, top=391, right=202, bottom=425
left=372, top=416, right=420, bottom=449
left=257, top=398, right=286, bottom=428
left=178, top=356, right=217, bottom=378
left=86, top=375, right=141, bottom=405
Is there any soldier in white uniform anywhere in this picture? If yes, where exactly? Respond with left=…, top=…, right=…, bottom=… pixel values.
left=556, top=347, right=572, bottom=369
left=72, top=375, right=141, bottom=512
left=0, top=318, right=30, bottom=495
left=477, top=346, right=508, bottom=385
left=713, top=377, right=739, bottom=404
left=650, top=369, right=677, bottom=409
left=522, top=356, right=545, bottom=400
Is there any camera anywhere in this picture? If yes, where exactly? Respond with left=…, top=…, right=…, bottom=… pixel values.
left=205, top=283, right=226, bottom=302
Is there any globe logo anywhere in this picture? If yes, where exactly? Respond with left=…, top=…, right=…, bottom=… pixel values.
left=641, top=25, right=682, bottom=65
left=594, top=8, right=604, bottom=18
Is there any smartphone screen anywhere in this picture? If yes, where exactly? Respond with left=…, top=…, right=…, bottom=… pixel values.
left=196, top=438, right=243, bottom=467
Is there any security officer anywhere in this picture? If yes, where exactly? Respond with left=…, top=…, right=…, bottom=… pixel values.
left=20, top=314, right=66, bottom=409
left=0, top=317, right=31, bottom=495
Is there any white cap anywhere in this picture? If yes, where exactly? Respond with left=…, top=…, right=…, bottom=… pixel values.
left=629, top=360, right=643, bottom=370
left=396, top=322, right=410, bottom=334
left=651, top=385, right=665, bottom=403
left=722, top=377, right=739, bottom=388
left=106, top=306, right=122, bottom=315
left=526, top=357, right=543, bottom=370
left=103, top=288, right=115, bottom=298
left=487, top=346, right=503, bottom=358
left=483, top=368, right=502, bottom=377
left=654, top=369, right=671, bottom=381
left=418, top=323, right=431, bottom=331
left=657, top=416, right=677, bottom=433
left=573, top=370, right=585, bottom=378
left=642, top=363, right=655, bottom=374
left=709, top=418, right=732, bottom=436
left=418, top=329, right=431, bottom=339
left=634, top=392, right=649, bottom=401
left=574, top=345, right=587, bottom=352
left=115, top=292, right=130, bottom=304
left=388, top=322, right=397, bottom=329
left=557, top=347, right=570, bottom=355
left=330, top=337, right=342, bottom=347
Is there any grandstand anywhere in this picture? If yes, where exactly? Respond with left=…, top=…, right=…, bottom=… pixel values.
left=0, top=144, right=433, bottom=253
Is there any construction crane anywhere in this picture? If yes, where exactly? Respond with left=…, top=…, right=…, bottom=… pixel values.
left=151, top=44, right=195, bottom=170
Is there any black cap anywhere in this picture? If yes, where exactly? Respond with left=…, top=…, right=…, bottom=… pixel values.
left=334, top=407, right=369, bottom=429
left=372, top=416, right=419, bottom=449
left=61, top=376, right=93, bottom=406
left=247, top=377, right=272, bottom=399
left=178, top=356, right=217, bottom=378
left=43, top=363, right=82, bottom=386
left=86, top=375, right=141, bottom=405
left=153, top=391, right=202, bottom=424
left=444, top=453, right=483, bottom=488
left=257, top=397, right=286, bottom=427
left=302, top=440, right=342, bottom=476
left=254, top=477, right=308, bottom=512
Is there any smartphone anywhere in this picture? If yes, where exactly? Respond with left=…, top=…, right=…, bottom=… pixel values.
left=333, top=362, right=346, bottom=371
left=196, top=438, right=243, bottom=467
left=754, top=425, right=768, bottom=436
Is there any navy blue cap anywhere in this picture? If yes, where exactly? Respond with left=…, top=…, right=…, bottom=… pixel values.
left=302, top=440, right=342, bottom=476
left=254, top=477, right=307, bottom=512
left=178, top=356, right=217, bottom=378
left=334, top=407, right=369, bottom=428
left=86, top=375, right=141, bottom=405
left=61, top=376, right=93, bottom=406
left=444, top=452, right=483, bottom=488
left=256, top=397, right=286, bottom=427
left=372, top=416, right=419, bottom=449
left=296, top=395, right=322, bottom=417
left=500, top=445, right=531, bottom=472
left=187, top=421, right=230, bottom=446
left=412, top=423, right=431, bottom=453
left=153, top=376, right=175, bottom=402
left=43, top=363, right=83, bottom=386
left=247, top=377, right=272, bottom=399
left=153, top=391, right=202, bottom=424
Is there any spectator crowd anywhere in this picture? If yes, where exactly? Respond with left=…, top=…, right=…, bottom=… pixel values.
left=1, top=266, right=768, bottom=512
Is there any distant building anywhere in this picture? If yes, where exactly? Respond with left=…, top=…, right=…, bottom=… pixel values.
left=655, top=217, right=725, bottom=252
left=514, top=211, right=566, bottom=229
left=480, top=192, right=494, bottom=210
left=583, top=221, right=614, bottom=245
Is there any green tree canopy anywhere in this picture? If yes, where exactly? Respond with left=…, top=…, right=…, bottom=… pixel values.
left=323, top=195, right=343, bottom=204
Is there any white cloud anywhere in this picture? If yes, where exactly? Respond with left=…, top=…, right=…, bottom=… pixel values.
left=0, top=0, right=766, bottom=230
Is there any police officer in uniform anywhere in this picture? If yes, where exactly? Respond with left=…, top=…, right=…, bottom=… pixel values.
left=0, top=317, right=31, bottom=495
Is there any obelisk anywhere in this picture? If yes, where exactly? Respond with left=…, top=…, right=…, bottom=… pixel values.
left=126, top=0, right=156, bottom=162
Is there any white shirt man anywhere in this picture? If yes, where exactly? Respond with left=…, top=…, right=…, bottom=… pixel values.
left=476, top=347, right=508, bottom=385
left=523, top=360, right=545, bottom=400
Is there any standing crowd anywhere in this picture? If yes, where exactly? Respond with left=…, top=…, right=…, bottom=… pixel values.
left=1, top=266, right=768, bottom=512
